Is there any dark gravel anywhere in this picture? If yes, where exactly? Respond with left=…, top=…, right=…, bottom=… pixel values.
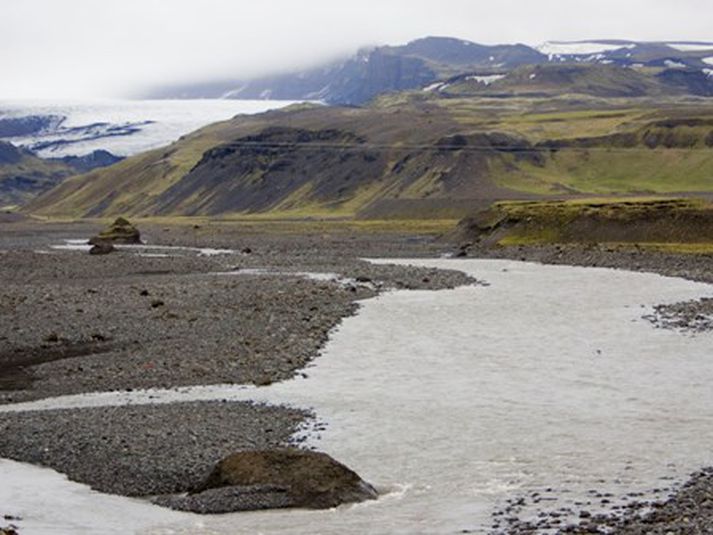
left=0, top=401, right=308, bottom=496
left=644, top=297, right=713, bottom=333
left=153, top=484, right=296, bottom=513
left=0, top=219, right=473, bottom=511
left=3, top=219, right=713, bottom=527
left=0, top=224, right=473, bottom=404
left=550, top=468, right=713, bottom=534
left=462, top=243, right=713, bottom=284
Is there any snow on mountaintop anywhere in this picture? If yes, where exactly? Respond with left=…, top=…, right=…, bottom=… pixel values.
left=465, top=74, right=506, bottom=85
left=667, top=43, right=713, bottom=52
left=664, top=60, right=687, bottom=69
left=536, top=42, right=635, bottom=56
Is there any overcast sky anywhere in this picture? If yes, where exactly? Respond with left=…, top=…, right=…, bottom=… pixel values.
left=1, top=0, right=712, bottom=99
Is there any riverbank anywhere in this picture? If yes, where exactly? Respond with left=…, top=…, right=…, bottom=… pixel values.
left=0, top=218, right=473, bottom=512
left=1, top=218, right=713, bottom=533
left=454, top=242, right=713, bottom=533
left=0, top=220, right=473, bottom=404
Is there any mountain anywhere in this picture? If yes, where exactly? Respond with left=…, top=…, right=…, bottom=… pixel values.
left=0, top=141, right=75, bottom=208
left=432, top=63, right=691, bottom=98
left=53, top=150, right=123, bottom=173
left=0, top=140, right=123, bottom=208
left=27, top=94, right=713, bottom=220
left=0, top=115, right=64, bottom=138
left=146, top=37, right=547, bottom=105
left=146, top=37, right=713, bottom=104
left=535, top=40, right=713, bottom=69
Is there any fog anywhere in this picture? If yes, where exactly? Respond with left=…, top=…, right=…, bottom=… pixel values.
left=1, top=0, right=712, bottom=99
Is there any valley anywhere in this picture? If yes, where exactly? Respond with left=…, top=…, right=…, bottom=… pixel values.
left=25, top=93, right=713, bottom=221
left=3, top=27, right=713, bottom=535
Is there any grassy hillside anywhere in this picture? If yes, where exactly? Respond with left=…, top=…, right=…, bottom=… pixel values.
left=27, top=95, right=713, bottom=219
left=0, top=141, right=76, bottom=209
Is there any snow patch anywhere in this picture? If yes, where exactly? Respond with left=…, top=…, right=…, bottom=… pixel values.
left=220, top=85, right=247, bottom=98
left=584, top=53, right=606, bottom=62
left=465, top=74, right=506, bottom=85
left=664, top=60, right=687, bottom=69
left=703, top=57, right=713, bottom=66
left=537, top=41, right=635, bottom=56
left=423, top=82, right=445, bottom=92
left=667, top=43, right=713, bottom=52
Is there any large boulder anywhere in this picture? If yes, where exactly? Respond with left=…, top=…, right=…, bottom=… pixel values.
left=89, top=217, right=141, bottom=245
left=89, top=242, right=115, bottom=255
left=155, top=448, right=377, bottom=513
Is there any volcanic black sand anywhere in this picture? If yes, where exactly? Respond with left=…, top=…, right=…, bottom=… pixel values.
left=1, top=218, right=712, bottom=532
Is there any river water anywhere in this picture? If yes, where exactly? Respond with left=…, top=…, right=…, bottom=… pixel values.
left=1, top=259, right=712, bottom=534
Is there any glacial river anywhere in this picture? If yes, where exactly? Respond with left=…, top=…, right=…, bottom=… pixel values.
left=1, top=259, right=712, bottom=534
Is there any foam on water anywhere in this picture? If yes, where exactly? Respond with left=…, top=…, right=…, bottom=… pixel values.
left=2, top=259, right=713, bottom=534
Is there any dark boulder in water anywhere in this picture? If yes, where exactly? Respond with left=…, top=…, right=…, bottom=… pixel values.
left=155, top=448, right=378, bottom=513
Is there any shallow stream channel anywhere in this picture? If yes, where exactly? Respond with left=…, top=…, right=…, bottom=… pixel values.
left=2, top=259, right=712, bottom=534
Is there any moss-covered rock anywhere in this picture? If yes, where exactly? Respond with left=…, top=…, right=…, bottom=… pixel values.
left=89, top=217, right=141, bottom=245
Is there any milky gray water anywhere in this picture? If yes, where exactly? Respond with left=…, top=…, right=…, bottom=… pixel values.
left=2, top=259, right=712, bottom=534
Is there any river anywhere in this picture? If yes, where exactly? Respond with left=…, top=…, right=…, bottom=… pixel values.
left=1, top=259, right=712, bottom=534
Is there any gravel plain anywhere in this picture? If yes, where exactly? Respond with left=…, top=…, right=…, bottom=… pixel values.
left=0, top=218, right=473, bottom=512
left=2, top=219, right=713, bottom=531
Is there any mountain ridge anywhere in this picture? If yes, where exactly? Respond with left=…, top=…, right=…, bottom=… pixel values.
left=145, top=36, right=713, bottom=104
left=26, top=94, right=713, bottom=219
left=0, top=140, right=122, bottom=208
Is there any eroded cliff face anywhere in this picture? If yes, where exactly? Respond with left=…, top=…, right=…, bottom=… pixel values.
left=152, top=127, right=387, bottom=215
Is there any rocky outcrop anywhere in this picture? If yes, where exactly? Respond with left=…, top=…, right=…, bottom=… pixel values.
left=156, top=448, right=378, bottom=513
left=89, top=217, right=141, bottom=245
left=448, top=198, right=713, bottom=247
left=88, top=242, right=115, bottom=255
left=153, top=127, right=387, bottom=216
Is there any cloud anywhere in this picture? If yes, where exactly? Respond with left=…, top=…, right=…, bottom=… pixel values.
left=0, top=0, right=711, bottom=98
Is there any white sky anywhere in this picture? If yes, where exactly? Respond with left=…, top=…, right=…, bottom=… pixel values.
left=1, top=0, right=712, bottom=99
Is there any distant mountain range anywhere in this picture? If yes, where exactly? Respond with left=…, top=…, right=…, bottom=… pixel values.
left=0, top=139, right=121, bottom=208
left=28, top=97, right=713, bottom=220
left=9, top=35, right=713, bottom=214
left=146, top=37, right=713, bottom=104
